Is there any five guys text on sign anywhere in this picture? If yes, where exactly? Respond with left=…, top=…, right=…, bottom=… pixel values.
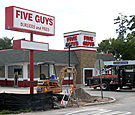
left=5, top=6, right=55, bottom=36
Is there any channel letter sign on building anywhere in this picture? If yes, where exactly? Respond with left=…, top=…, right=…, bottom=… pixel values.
left=64, top=30, right=96, bottom=51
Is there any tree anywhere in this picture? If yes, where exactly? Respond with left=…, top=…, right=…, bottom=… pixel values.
left=97, top=38, right=125, bottom=60
left=127, top=15, right=135, bottom=32
left=0, top=37, right=13, bottom=50
left=122, top=32, right=135, bottom=60
left=97, top=39, right=111, bottom=53
left=98, top=13, right=135, bottom=60
left=114, top=13, right=128, bottom=39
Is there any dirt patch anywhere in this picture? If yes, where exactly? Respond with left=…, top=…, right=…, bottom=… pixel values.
left=74, top=88, right=112, bottom=103
left=58, top=88, right=113, bottom=108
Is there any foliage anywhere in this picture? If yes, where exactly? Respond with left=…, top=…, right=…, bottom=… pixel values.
left=0, top=37, right=13, bottom=50
left=114, top=13, right=128, bottom=37
left=127, top=15, right=135, bottom=31
left=0, top=110, right=11, bottom=114
left=19, top=109, right=32, bottom=113
left=97, top=13, right=135, bottom=60
left=97, top=39, right=111, bottom=53
left=0, top=109, right=32, bottom=114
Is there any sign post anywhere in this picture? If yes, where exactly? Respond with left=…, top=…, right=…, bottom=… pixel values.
left=13, top=39, right=49, bottom=94
left=6, top=6, right=54, bottom=94
left=30, top=33, right=34, bottom=94
left=65, top=43, right=72, bottom=85
left=95, top=59, right=104, bottom=99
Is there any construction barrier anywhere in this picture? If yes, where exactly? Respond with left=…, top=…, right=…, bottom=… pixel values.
left=64, top=84, right=102, bottom=90
left=0, top=92, right=53, bottom=111
left=89, top=84, right=102, bottom=88
left=65, top=88, right=72, bottom=95
left=61, top=99, right=68, bottom=106
left=60, top=87, right=79, bottom=108
left=60, top=88, right=72, bottom=107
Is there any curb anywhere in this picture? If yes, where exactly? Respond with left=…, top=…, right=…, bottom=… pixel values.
left=84, top=97, right=116, bottom=106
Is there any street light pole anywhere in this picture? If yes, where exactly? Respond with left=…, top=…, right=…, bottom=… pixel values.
left=66, top=43, right=72, bottom=85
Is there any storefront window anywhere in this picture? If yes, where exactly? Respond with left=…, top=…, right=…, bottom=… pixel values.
left=0, top=66, right=4, bottom=78
left=14, top=68, right=22, bottom=75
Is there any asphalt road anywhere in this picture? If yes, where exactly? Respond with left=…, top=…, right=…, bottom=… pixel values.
left=84, top=87, right=135, bottom=115
left=0, top=86, right=135, bottom=115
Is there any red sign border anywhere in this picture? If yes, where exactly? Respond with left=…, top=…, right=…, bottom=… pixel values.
left=13, top=39, right=49, bottom=52
left=5, top=6, right=55, bottom=36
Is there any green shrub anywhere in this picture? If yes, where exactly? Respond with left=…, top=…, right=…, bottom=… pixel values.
left=0, top=110, right=11, bottom=114
left=0, top=109, right=32, bottom=114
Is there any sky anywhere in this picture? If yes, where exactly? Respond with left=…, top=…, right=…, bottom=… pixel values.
left=0, top=0, right=135, bottom=50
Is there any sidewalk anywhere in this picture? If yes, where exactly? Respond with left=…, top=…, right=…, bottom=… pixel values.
left=0, top=86, right=36, bottom=94
left=0, top=84, right=85, bottom=94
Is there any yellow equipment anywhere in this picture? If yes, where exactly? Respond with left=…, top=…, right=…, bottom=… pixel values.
left=36, top=61, right=77, bottom=94
left=59, top=67, right=77, bottom=87
left=36, top=61, right=62, bottom=94
left=37, top=80, right=62, bottom=94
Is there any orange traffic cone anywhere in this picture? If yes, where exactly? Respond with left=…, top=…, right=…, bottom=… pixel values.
left=45, top=88, right=47, bottom=92
left=72, top=85, right=74, bottom=89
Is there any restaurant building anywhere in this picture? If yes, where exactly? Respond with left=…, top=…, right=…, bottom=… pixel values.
left=0, top=30, right=115, bottom=87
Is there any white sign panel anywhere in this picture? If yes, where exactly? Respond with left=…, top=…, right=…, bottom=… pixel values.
left=21, top=41, right=48, bottom=51
left=5, top=6, right=55, bottom=36
left=13, top=40, right=49, bottom=52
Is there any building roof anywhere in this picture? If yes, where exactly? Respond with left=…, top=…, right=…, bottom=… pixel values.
left=97, top=53, right=115, bottom=61
left=0, top=50, right=115, bottom=65
left=0, top=49, right=79, bottom=65
left=64, top=30, right=96, bottom=34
